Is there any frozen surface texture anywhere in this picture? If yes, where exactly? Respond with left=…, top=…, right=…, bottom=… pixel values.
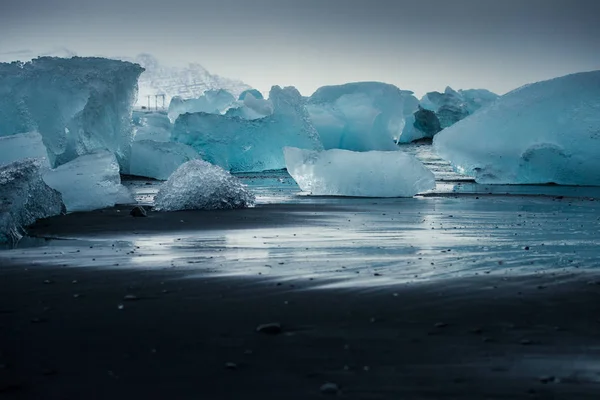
left=133, top=111, right=172, bottom=142
left=0, top=159, right=64, bottom=242
left=154, top=159, right=255, bottom=211
left=172, top=86, right=322, bottom=172
left=433, top=71, right=600, bottom=185
left=307, top=82, right=419, bottom=151
left=43, top=150, right=133, bottom=212
left=225, top=92, right=274, bottom=120
left=284, top=147, right=435, bottom=197
left=128, top=54, right=251, bottom=108
left=0, top=131, right=50, bottom=168
left=129, top=140, right=200, bottom=180
left=0, top=57, right=143, bottom=170
left=398, top=87, right=499, bottom=143
left=420, top=87, right=499, bottom=129
left=168, top=89, right=236, bottom=121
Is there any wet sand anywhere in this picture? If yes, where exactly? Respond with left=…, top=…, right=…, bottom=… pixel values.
left=2, top=196, right=600, bottom=399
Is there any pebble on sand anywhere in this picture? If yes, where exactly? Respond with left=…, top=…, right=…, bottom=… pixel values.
left=256, top=322, right=282, bottom=335
left=320, top=382, right=339, bottom=395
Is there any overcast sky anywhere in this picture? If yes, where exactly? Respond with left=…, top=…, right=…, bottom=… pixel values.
left=1, top=0, right=599, bottom=97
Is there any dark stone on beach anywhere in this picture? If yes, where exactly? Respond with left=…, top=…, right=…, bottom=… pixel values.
left=130, top=206, right=147, bottom=217
left=256, top=322, right=282, bottom=335
left=320, top=382, right=340, bottom=395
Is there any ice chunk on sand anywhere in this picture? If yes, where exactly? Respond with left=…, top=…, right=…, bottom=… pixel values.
left=129, top=140, right=200, bottom=180
left=433, top=71, right=600, bottom=185
left=0, top=131, right=50, bottom=168
left=284, top=147, right=435, bottom=197
left=43, top=150, right=133, bottom=212
left=168, top=89, right=236, bottom=121
left=133, top=111, right=172, bottom=142
left=306, top=82, right=419, bottom=151
left=398, top=87, right=499, bottom=143
left=0, top=57, right=143, bottom=170
left=172, top=86, right=322, bottom=172
left=154, top=159, right=255, bottom=211
left=0, top=159, right=64, bottom=242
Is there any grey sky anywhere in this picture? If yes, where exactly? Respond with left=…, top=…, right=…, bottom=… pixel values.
left=1, top=0, right=599, bottom=97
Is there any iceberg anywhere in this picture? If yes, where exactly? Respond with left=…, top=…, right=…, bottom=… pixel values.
left=0, top=57, right=143, bottom=170
left=306, top=82, right=419, bottom=151
left=0, top=159, right=64, bottom=243
left=225, top=92, right=274, bottom=120
left=0, top=131, right=50, bottom=168
left=43, top=150, right=133, bottom=212
left=154, top=159, right=255, bottom=211
left=433, top=71, right=600, bottom=185
left=171, top=86, right=323, bottom=172
left=133, top=111, right=172, bottom=142
left=284, top=147, right=435, bottom=197
left=167, top=89, right=236, bottom=121
left=398, top=87, right=499, bottom=143
left=129, top=140, right=200, bottom=180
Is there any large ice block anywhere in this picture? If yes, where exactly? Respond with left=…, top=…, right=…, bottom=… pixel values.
left=133, top=111, right=172, bottom=142
left=172, top=86, right=322, bottom=172
left=0, top=159, right=64, bottom=242
left=306, top=82, right=419, bottom=151
left=0, top=131, right=50, bottom=168
left=433, top=71, right=600, bottom=185
left=129, top=140, right=200, bottom=180
left=167, top=89, right=236, bottom=121
left=0, top=57, right=143, bottom=170
left=284, top=147, right=435, bottom=197
left=43, top=150, right=133, bottom=212
left=154, top=159, right=255, bottom=211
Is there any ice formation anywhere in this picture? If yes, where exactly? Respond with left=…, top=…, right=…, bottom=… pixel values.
left=225, top=92, right=274, bottom=120
left=154, top=159, right=255, bottom=211
left=306, top=82, right=419, bottom=151
left=398, top=87, right=499, bottom=143
left=0, top=57, right=143, bottom=170
left=433, top=71, right=600, bottom=185
left=172, top=86, right=322, bottom=172
left=43, top=150, right=133, bottom=212
left=0, top=131, right=50, bottom=168
left=128, top=54, right=251, bottom=108
left=133, top=111, right=172, bottom=142
left=0, top=159, right=64, bottom=242
left=284, top=147, right=436, bottom=197
left=238, top=89, right=264, bottom=100
left=129, top=140, right=200, bottom=180
left=168, top=89, right=236, bottom=121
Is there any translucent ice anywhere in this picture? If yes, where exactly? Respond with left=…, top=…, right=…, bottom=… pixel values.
left=154, top=159, right=255, bottom=211
left=43, top=150, right=133, bottom=212
left=168, top=89, right=236, bottom=121
left=133, top=111, right=172, bottom=142
left=284, top=147, right=435, bottom=197
left=225, top=92, right=274, bottom=120
left=306, top=82, right=419, bottom=151
left=129, top=140, right=200, bottom=180
left=0, top=159, right=64, bottom=242
left=172, top=86, right=322, bottom=172
left=0, top=57, right=143, bottom=170
left=433, top=71, right=600, bottom=185
left=398, top=87, right=499, bottom=143
left=0, top=131, right=50, bottom=168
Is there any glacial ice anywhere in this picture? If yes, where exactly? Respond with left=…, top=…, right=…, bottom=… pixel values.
left=133, top=111, right=172, bottom=142
left=284, top=147, right=436, bottom=197
left=239, top=89, right=264, bottom=100
left=433, top=71, right=600, bottom=185
left=397, top=87, right=499, bottom=143
left=43, top=150, right=133, bottom=212
left=306, top=82, right=419, bottom=151
left=129, top=140, right=200, bottom=180
left=0, top=57, right=143, bottom=170
left=0, top=131, right=50, bottom=168
left=154, top=159, right=255, bottom=211
left=172, top=86, right=322, bottom=172
left=168, top=89, right=236, bottom=121
left=0, top=159, right=64, bottom=243
left=225, top=92, right=274, bottom=120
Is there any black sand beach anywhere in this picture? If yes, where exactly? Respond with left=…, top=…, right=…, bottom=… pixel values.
left=2, top=194, right=600, bottom=399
